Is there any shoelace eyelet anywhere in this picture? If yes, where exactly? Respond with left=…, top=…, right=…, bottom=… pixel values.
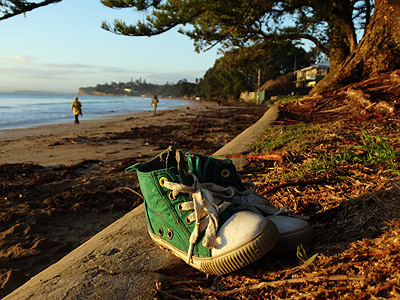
left=168, top=191, right=177, bottom=201
left=167, top=229, right=174, bottom=239
left=158, top=227, right=164, bottom=237
left=185, top=216, right=194, bottom=225
left=159, top=176, right=168, bottom=187
left=221, top=169, right=230, bottom=178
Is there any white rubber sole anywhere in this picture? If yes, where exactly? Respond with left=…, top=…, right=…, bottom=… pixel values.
left=149, top=220, right=279, bottom=275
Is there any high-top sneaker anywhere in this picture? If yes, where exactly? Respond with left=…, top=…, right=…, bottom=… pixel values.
left=126, top=146, right=279, bottom=275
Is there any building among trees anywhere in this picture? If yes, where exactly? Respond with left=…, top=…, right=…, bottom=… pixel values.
left=295, top=61, right=330, bottom=88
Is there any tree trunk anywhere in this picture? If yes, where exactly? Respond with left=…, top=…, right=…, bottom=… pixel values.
left=328, top=21, right=352, bottom=72
left=311, top=0, right=400, bottom=95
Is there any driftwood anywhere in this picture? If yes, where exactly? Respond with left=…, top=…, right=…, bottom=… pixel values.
left=390, top=70, right=400, bottom=84
left=347, top=87, right=372, bottom=108
left=346, top=87, right=395, bottom=115
left=375, top=100, right=395, bottom=114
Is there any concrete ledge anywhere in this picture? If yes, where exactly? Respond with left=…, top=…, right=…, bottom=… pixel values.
left=4, top=205, right=183, bottom=300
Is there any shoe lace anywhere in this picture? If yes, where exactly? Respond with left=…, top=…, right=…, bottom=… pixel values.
left=162, top=174, right=285, bottom=264
left=234, top=182, right=286, bottom=216
left=163, top=173, right=231, bottom=263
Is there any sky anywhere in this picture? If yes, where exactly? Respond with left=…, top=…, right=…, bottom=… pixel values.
left=0, top=0, right=220, bottom=94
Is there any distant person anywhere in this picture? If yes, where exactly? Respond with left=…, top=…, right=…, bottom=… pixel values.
left=71, top=96, right=82, bottom=124
left=151, top=95, right=159, bottom=115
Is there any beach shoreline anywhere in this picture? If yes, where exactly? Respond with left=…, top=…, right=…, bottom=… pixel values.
left=0, top=101, right=212, bottom=166
left=0, top=93, right=193, bottom=132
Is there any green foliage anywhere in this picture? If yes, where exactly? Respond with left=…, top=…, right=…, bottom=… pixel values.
left=79, top=78, right=196, bottom=98
left=288, top=130, right=400, bottom=179
left=297, top=244, right=319, bottom=266
left=288, top=155, right=328, bottom=179
left=196, top=40, right=313, bottom=99
left=344, top=130, right=400, bottom=175
left=251, top=123, right=321, bottom=154
left=252, top=124, right=400, bottom=180
left=268, top=95, right=304, bottom=105
left=195, top=63, right=248, bottom=99
left=351, top=130, right=397, bottom=165
left=100, top=0, right=373, bottom=70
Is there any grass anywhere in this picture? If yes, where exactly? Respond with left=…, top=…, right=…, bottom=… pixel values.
left=297, top=244, right=319, bottom=266
left=248, top=95, right=304, bottom=105
left=251, top=122, right=400, bottom=180
left=268, top=95, right=304, bottom=105
left=353, top=130, right=398, bottom=163
left=251, top=122, right=322, bottom=154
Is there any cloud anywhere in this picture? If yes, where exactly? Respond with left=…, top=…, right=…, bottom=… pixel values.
left=1, top=55, right=138, bottom=80
left=10, top=55, right=34, bottom=64
left=0, top=53, right=207, bottom=93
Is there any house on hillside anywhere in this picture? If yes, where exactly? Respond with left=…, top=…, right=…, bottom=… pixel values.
left=239, top=62, right=330, bottom=103
left=295, top=61, right=330, bottom=88
left=240, top=73, right=296, bottom=103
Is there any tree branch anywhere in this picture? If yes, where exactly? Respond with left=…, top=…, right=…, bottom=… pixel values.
left=0, top=0, right=62, bottom=21
left=202, top=0, right=255, bottom=52
left=102, top=5, right=205, bottom=38
left=260, top=31, right=330, bottom=56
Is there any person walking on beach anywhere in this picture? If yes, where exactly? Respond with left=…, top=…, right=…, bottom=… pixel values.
left=71, top=96, right=82, bottom=124
left=151, top=95, right=159, bottom=115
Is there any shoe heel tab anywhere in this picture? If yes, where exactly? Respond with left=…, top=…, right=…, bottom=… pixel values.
left=125, top=163, right=143, bottom=173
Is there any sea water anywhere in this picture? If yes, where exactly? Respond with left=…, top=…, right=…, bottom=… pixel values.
left=0, top=93, right=191, bottom=130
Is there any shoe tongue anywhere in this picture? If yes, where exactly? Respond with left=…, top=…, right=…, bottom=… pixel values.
left=185, top=152, right=244, bottom=191
left=174, top=149, right=193, bottom=185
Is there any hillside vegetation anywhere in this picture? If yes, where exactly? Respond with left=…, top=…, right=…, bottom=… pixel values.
left=79, top=78, right=196, bottom=98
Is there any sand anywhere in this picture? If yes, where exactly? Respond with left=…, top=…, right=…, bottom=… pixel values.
left=0, top=102, right=211, bottom=166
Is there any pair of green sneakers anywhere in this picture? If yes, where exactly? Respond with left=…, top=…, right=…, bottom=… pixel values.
left=127, top=146, right=313, bottom=275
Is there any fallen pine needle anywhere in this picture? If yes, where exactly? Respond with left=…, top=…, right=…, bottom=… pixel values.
left=120, top=187, right=144, bottom=199
left=164, top=275, right=365, bottom=297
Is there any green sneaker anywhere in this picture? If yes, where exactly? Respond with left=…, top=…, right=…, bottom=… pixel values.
left=184, top=151, right=314, bottom=252
left=126, top=146, right=279, bottom=275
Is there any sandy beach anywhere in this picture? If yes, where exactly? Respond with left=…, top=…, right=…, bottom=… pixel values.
left=0, top=100, right=268, bottom=298
left=0, top=101, right=212, bottom=166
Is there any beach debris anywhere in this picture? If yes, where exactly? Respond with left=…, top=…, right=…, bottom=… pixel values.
left=48, top=141, right=63, bottom=147
left=347, top=87, right=372, bottom=108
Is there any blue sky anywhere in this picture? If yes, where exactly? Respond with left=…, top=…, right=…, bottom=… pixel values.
left=0, top=0, right=220, bottom=93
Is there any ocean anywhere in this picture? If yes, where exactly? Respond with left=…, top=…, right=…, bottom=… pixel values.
left=0, top=93, right=192, bottom=130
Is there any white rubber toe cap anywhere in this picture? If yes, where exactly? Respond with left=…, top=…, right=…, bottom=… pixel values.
left=212, top=210, right=271, bottom=257
left=267, top=215, right=310, bottom=236
left=267, top=215, right=314, bottom=251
